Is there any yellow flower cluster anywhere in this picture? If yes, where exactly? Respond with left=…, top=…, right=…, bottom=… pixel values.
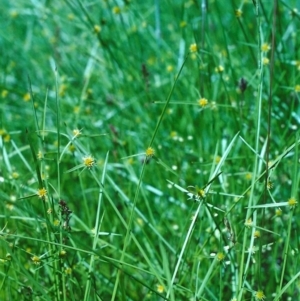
left=189, top=43, right=197, bottom=53
left=83, top=155, right=96, bottom=169
left=145, top=147, right=155, bottom=157
left=198, top=98, right=208, bottom=107
left=37, top=188, right=47, bottom=199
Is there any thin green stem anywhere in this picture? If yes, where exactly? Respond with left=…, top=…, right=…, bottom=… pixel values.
left=111, top=52, right=189, bottom=300
left=111, top=160, right=147, bottom=300
left=237, top=2, right=264, bottom=299
left=83, top=152, right=109, bottom=301
left=148, top=54, right=189, bottom=147
left=52, top=68, right=65, bottom=301
left=278, top=208, right=294, bottom=296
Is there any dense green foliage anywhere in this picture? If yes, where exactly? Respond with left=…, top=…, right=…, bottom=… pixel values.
left=0, top=0, right=300, bottom=300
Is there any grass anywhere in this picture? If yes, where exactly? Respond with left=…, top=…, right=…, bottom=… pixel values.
left=0, top=0, right=300, bottom=300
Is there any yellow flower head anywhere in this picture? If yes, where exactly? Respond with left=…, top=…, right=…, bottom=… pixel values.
left=3, top=134, right=10, bottom=142
left=254, top=290, right=266, bottom=300
left=0, top=129, right=10, bottom=142
left=235, top=9, right=242, bottom=17
left=23, top=93, right=31, bottom=102
left=37, top=188, right=47, bottom=199
left=69, top=144, right=76, bottom=152
left=145, top=147, right=155, bottom=157
left=37, top=151, right=43, bottom=160
left=254, top=230, right=261, bottom=238
left=215, top=65, right=224, bottom=73
left=53, top=219, right=60, bottom=226
left=10, top=10, right=18, bottom=18
left=1, top=90, right=8, bottom=98
left=215, top=155, right=221, bottom=163
left=216, top=252, right=225, bottom=261
left=6, top=203, right=14, bottom=211
left=127, top=158, right=134, bottom=165
left=73, top=106, right=80, bottom=114
left=170, top=131, right=177, bottom=138
left=156, top=284, right=164, bottom=293
left=60, top=250, right=67, bottom=257
left=83, top=155, right=96, bottom=169
left=245, top=218, right=253, bottom=228
left=166, top=65, right=174, bottom=72
left=261, top=43, right=270, bottom=52
left=73, top=129, right=81, bottom=137
left=245, top=172, right=252, bottom=180
left=59, top=84, right=67, bottom=96
left=262, top=57, right=269, bottom=65
left=67, top=13, right=75, bottom=20
left=189, top=43, right=197, bottom=53
left=136, top=218, right=144, bottom=227
left=267, top=180, right=273, bottom=189
left=294, top=85, right=300, bottom=92
left=180, top=21, right=187, bottom=28
left=197, top=188, right=206, bottom=198
left=288, top=197, right=297, bottom=208
left=94, top=25, right=101, bottom=33
left=112, top=6, right=121, bottom=14
left=198, top=97, right=208, bottom=107
left=31, top=255, right=41, bottom=265
left=11, top=172, right=19, bottom=180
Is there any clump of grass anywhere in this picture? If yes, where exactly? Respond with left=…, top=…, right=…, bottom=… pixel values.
left=0, top=1, right=300, bottom=301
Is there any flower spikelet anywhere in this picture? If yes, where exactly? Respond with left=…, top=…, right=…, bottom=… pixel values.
left=245, top=218, right=252, bottom=228
left=197, top=188, right=206, bottom=198
left=261, top=43, right=270, bottom=52
left=216, top=252, right=225, bottom=262
left=198, top=97, right=208, bottom=107
left=156, top=284, right=164, bottom=293
left=145, top=147, right=155, bottom=157
left=112, top=6, right=121, bottom=14
left=73, top=129, right=81, bottom=138
left=267, top=180, right=273, bottom=189
left=31, top=255, right=41, bottom=265
left=83, top=155, right=96, bottom=169
left=189, top=43, right=197, bottom=53
left=94, top=25, right=101, bottom=33
left=23, top=93, right=31, bottom=102
left=263, top=57, right=269, bottom=65
left=180, top=21, right=187, bottom=28
left=254, top=230, right=261, bottom=238
left=254, top=290, right=265, bottom=300
left=37, top=188, right=47, bottom=199
left=294, top=85, right=300, bottom=92
left=245, top=173, right=252, bottom=180
left=288, top=197, right=297, bottom=208
left=215, top=65, right=224, bottom=73
left=235, top=9, right=242, bottom=17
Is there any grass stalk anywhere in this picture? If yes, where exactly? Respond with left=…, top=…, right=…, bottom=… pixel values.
left=83, top=151, right=109, bottom=301
left=111, top=160, right=147, bottom=300
left=237, top=2, right=264, bottom=299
